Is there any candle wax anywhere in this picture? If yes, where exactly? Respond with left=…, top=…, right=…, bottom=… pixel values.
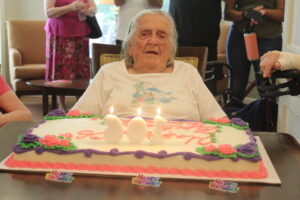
left=127, top=116, right=147, bottom=144
left=104, top=114, right=123, bottom=144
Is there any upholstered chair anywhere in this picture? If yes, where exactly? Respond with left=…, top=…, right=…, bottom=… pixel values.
left=217, top=23, right=230, bottom=62
left=7, top=20, right=46, bottom=96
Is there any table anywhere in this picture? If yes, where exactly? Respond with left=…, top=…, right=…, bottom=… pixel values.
left=26, top=79, right=90, bottom=115
left=0, top=122, right=300, bottom=200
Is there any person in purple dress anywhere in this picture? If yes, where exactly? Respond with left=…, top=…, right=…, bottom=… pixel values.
left=44, top=0, right=96, bottom=111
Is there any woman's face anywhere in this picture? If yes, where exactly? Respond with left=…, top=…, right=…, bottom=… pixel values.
left=128, top=14, right=172, bottom=70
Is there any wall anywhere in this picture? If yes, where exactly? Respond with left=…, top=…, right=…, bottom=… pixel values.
left=0, top=0, right=46, bottom=82
left=277, top=0, right=300, bottom=142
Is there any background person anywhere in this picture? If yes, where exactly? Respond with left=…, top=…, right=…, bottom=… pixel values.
left=44, top=0, right=97, bottom=111
left=224, top=0, right=285, bottom=106
left=0, top=75, right=32, bottom=127
left=260, top=51, right=300, bottom=78
left=114, top=0, right=163, bottom=46
left=72, top=9, right=226, bottom=121
left=169, top=0, right=222, bottom=95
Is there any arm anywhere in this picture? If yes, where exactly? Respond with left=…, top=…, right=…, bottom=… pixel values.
left=147, top=0, right=163, bottom=8
left=44, top=0, right=86, bottom=18
left=255, top=0, right=285, bottom=23
left=190, top=67, right=227, bottom=120
left=0, top=91, right=32, bottom=127
left=224, top=0, right=285, bottom=23
left=72, top=68, right=106, bottom=115
left=80, top=0, right=97, bottom=16
left=224, top=0, right=244, bottom=22
left=114, top=0, right=126, bottom=6
left=260, top=51, right=300, bottom=78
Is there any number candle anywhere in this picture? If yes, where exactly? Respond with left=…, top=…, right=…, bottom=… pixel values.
left=151, top=108, right=166, bottom=145
left=103, top=106, right=123, bottom=144
left=127, top=108, right=147, bottom=144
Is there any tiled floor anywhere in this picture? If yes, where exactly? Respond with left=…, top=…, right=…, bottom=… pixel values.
left=20, top=95, right=77, bottom=121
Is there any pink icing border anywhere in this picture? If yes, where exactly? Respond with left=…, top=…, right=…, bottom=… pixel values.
left=4, top=155, right=268, bottom=179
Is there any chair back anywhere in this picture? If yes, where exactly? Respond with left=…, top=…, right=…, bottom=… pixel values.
left=217, top=23, right=231, bottom=62
left=7, top=20, right=46, bottom=64
left=176, top=46, right=208, bottom=79
left=92, top=43, right=122, bottom=77
left=92, top=43, right=207, bottom=78
left=100, top=54, right=199, bottom=69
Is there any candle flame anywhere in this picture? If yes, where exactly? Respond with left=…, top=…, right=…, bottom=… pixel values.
left=109, top=106, right=114, bottom=114
left=156, top=108, right=161, bottom=116
left=137, top=107, right=142, bottom=116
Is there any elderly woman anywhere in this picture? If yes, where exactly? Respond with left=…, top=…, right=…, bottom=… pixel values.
left=72, top=9, right=226, bottom=121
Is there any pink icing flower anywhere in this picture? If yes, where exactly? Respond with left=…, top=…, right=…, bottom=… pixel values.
left=85, top=112, right=92, bottom=115
left=39, top=135, right=60, bottom=147
left=216, top=117, right=230, bottom=124
left=208, top=117, right=217, bottom=122
left=59, top=132, right=73, bottom=139
left=59, top=139, right=70, bottom=147
left=205, top=145, right=216, bottom=152
left=67, top=109, right=82, bottom=116
left=217, top=144, right=237, bottom=155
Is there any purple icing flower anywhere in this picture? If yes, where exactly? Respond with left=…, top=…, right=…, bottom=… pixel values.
left=47, top=109, right=66, bottom=117
left=231, top=118, right=246, bottom=127
left=22, top=134, right=39, bottom=143
left=237, top=142, right=258, bottom=155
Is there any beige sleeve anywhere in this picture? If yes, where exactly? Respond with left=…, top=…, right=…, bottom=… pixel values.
left=277, top=52, right=300, bottom=70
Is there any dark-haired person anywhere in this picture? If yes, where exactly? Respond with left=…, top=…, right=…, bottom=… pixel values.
left=224, top=0, right=285, bottom=105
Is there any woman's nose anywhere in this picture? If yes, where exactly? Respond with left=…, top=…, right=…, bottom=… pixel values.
left=147, top=35, right=159, bottom=46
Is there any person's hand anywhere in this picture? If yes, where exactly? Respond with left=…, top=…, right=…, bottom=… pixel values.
left=260, top=51, right=282, bottom=78
left=80, top=6, right=96, bottom=17
left=70, top=0, right=86, bottom=11
left=249, top=5, right=265, bottom=26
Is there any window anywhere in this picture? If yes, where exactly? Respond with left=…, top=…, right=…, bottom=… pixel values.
left=91, top=0, right=170, bottom=45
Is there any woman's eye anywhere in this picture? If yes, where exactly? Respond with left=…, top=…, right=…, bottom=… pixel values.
left=140, top=31, right=149, bottom=38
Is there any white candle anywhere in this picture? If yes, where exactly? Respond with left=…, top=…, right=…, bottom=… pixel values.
left=127, top=108, right=147, bottom=144
left=104, top=106, right=123, bottom=144
left=151, top=108, right=166, bottom=145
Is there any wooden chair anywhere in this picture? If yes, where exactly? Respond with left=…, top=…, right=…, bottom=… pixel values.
left=91, top=43, right=122, bottom=77
left=92, top=43, right=208, bottom=78
left=100, top=53, right=199, bottom=69
left=176, top=46, right=208, bottom=79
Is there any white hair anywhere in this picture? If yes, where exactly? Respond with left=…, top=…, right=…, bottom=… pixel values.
left=121, top=9, right=178, bottom=67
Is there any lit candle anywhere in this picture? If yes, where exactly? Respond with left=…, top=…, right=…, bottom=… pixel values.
left=151, top=108, right=166, bottom=145
left=104, top=106, right=123, bottom=144
left=127, top=108, right=147, bottom=144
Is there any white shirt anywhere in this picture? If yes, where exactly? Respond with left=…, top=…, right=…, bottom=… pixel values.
left=72, top=60, right=226, bottom=121
left=116, top=0, right=151, bottom=41
left=278, top=52, right=300, bottom=70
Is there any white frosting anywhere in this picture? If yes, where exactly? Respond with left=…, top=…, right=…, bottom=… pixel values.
left=31, top=118, right=250, bottom=154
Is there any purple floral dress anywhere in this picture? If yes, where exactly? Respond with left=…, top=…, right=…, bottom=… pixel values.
left=45, top=33, right=90, bottom=81
left=44, top=0, right=91, bottom=81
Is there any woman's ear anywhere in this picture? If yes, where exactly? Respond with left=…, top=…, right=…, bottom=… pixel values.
left=127, top=43, right=133, bottom=56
